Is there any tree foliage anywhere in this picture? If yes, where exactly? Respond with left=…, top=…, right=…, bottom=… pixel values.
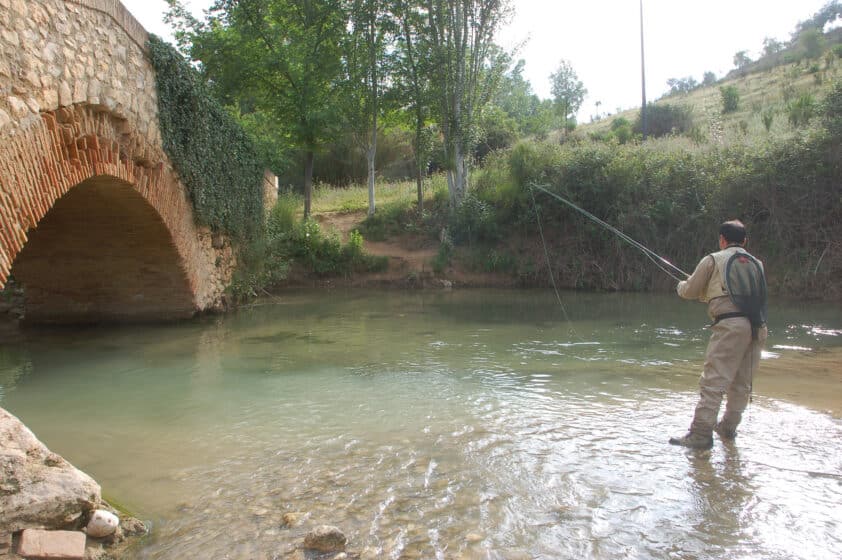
left=549, top=59, right=586, bottom=126
left=733, top=50, right=752, bottom=69
left=800, top=28, right=827, bottom=59
left=762, top=36, right=783, bottom=56
left=166, top=0, right=348, bottom=218
left=666, top=76, right=699, bottom=95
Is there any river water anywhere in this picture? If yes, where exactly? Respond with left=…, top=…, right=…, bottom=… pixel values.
left=1, top=289, right=840, bottom=559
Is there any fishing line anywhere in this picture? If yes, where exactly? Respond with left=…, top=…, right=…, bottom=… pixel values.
left=530, top=184, right=690, bottom=282
left=529, top=187, right=575, bottom=329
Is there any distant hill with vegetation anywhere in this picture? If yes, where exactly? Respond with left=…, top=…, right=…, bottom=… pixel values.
left=580, top=5, right=842, bottom=146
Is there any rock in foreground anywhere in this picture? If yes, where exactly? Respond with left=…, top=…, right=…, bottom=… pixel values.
left=303, top=525, right=347, bottom=553
left=0, top=407, right=100, bottom=533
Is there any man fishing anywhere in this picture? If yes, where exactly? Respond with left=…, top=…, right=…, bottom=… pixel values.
left=669, top=220, right=768, bottom=450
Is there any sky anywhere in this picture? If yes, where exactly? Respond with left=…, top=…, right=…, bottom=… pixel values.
left=123, top=0, right=831, bottom=121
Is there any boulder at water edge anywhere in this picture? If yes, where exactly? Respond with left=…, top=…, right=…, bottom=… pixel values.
left=0, top=407, right=101, bottom=534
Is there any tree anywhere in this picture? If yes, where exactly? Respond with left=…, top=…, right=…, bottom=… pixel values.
left=762, top=37, right=783, bottom=57
left=344, top=0, right=394, bottom=216
left=733, top=50, right=752, bottom=69
left=494, top=60, right=537, bottom=131
left=794, top=0, right=842, bottom=37
left=424, top=0, right=513, bottom=206
left=549, top=59, right=586, bottom=131
left=800, top=28, right=826, bottom=59
left=666, top=76, right=698, bottom=95
left=166, top=0, right=347, bottom=219
left=702, top=71, right=717, bottom=87
left=393, top=0, right=435, bottom=210
left=492, top=59, right=556, bottom=137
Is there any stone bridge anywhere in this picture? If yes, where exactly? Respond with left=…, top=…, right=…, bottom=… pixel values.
left=0, top=0, right=274, bottom=324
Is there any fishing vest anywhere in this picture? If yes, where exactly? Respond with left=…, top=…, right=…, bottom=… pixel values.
left=704, top=246, right=748, bottom=302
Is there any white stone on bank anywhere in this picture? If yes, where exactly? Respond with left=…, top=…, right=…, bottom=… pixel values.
left=85, top=509, right=119, bottom=538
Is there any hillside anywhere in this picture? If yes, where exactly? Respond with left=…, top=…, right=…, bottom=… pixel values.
left=580, top=40, right=842, bottom=144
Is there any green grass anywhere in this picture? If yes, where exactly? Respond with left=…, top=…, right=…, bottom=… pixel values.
left=312, top=174, right=449, bottom=214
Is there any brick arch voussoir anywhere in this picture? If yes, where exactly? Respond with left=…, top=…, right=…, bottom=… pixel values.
left=0, top=104, right=207, bottom=310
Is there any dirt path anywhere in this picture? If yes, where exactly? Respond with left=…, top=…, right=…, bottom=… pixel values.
left=315, top=211, right=440, bottom=285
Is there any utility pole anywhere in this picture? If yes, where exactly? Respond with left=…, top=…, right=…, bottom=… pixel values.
left=640, top=0, right=647, bottom=140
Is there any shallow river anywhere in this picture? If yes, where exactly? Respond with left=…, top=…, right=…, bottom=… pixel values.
left=1, top=289, right=841, bottom=560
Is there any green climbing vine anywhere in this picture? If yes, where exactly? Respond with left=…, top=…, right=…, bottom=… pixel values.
left=147, top=35, right=264, bottom=242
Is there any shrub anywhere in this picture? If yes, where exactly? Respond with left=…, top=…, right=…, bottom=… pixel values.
left=822, top=80, right=842, bottom=137
left=788, top=93, right=816, bottom=127
left=358, top=199, right=414, bottom=241
left=267, top=192, right=300, bottom=238
left=611, top=117, right=633, bottom=144
left=472, top=150, right=521, bottom=213
left=633, top=103, right=694, bottom=137
left=833, top=44, right=842, bottom=59
left=720, top=85, right=740, bottom=113
left=761, top=109, right=775, bottom=132
left=450, top=192, right=498, bottom=245
left=475, top=107, right=519, bottom=162
left=508, top=140, right=564, bottom=186
left=432, top=229, right=453, bottom=273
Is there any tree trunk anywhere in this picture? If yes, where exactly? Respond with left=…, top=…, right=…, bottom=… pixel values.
left=453, top=141, right=465, bottom=206
left=303, top=150, right=314, bottom=219
left=415, top=163, right=424, bottom=212
left=414, top=115, right=424, bottom=212
left=366, top=142, right=376, bottom=217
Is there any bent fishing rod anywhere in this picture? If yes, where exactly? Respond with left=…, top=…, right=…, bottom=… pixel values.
left=530, top=184, right=690, bottom=282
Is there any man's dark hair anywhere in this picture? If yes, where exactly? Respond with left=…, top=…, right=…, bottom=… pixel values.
left=720, top=220, right=747, bottom=244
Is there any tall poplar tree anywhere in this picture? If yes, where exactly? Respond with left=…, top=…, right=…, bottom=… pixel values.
left=344, top=0, right=394, bottom=216
left=393, top=0, right=434, bottom=210
left=423, top=0, right=511, bottom=206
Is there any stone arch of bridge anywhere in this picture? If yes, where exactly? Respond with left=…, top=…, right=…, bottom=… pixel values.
left=1, top=104, right=216, bottom=323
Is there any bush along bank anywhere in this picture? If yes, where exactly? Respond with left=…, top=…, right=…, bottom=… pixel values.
left=460, top=81, right=842, bottom=299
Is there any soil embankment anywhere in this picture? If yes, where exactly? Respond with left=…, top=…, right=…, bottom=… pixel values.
left=312, top=210, right=524, bottom=288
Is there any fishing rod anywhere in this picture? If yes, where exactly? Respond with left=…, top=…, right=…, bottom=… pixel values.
left=530, top=184, right=690, bottom=282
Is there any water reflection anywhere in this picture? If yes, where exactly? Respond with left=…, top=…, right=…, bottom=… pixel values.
left=1, top=290, right=841, bottom=559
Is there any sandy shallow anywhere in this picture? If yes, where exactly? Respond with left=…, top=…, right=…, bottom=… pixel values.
left=755, top=347, right=842, bottom=417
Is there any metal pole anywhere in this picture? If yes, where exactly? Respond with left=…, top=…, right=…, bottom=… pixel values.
left=640, top=0, right=647, bottom=140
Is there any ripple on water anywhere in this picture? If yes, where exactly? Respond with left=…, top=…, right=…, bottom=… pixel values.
left=2, top=292, right=841, bottom=560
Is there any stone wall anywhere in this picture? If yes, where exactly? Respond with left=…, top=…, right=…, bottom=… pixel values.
left=0, top=0, right=237, bottom=320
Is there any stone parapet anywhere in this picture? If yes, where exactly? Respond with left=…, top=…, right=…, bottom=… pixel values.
left=1, top=0, right=158, bottom=139
left=65, top=0, right=149, bottom=51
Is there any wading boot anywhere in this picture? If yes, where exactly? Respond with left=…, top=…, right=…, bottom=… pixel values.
left=714, top=422, right=737, bottom=440
left=668, top=431, right=713, bottom=450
